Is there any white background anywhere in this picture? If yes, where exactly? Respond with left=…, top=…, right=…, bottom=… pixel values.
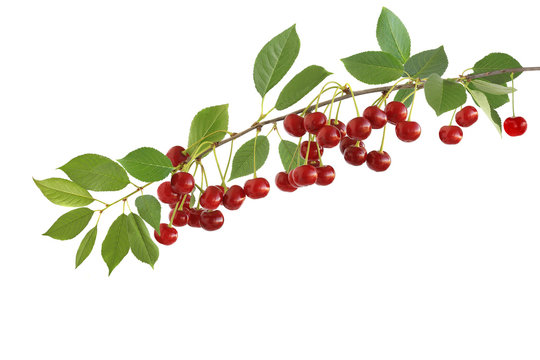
left=1, top=0, right=539, bottom=359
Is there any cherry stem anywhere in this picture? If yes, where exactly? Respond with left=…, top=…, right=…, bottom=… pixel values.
left=213, top=146, right=226, bottom=186
left=511, top=72, right=516, bottom=117
left=345, top=83, right=361, bottom=117
left=253, top=129, right=260, bottom=178
left=379, top=124, right=387, bottom=152
left=406, top=82, right=418, bottom=122
left=287, top=137, right=302, bottom=172
left=223, top=139, right=234, bottom=180
left=449, top=108, right=458, bottom=126
left=304, top=134, right=313, bottom=165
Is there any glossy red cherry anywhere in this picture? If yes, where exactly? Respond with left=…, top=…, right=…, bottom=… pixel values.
left=367, top=151, right=391, bottom=172
left=288, top=171, right=301, bottom=188
left=291, top=165, right=318, bottom=186
left=154, top=224, right=178, bottom=245
left=244, top=178, right=270, bottom=199
left=157, top=181, right=180, bottom=204
left=316, top=165, right=335, bottom=186
left=455, top=106, right=478, bottom=127
left=504, top=116, right=527, bottom=136
left=187, top=208, right=203, bottom=228
left=200, top=185, right=223, bottom=210
left=200, top=210, right=225, bottom=231
left=363, top=106, right=387, bottom=129
left=169, top=208, right=189, bottom=227
left=346, top=117, right=372, bottom=140
left=339, top=136, right=363, bottom=154
left=222, top=185, right=246, bottom=210
left=331, top=119, right=347, bottom=138
left=316, top=125, right=341, bottom=148
left=304, top=112, right=327, bottom=134
left=385, top=101, right=407, bottom=125
left=308, top=159, right=321, bottom=167
left=171, top=172, right=195, bottom=194
left=439, top=125, right=463, bottom=145
left=275, top=171, right=297, bottom=192
left=343, top=146, right=367, bottom=166
left=300, top=141, right=323, bottom=160
left=283, top=114, right=306, bottom=137
left=166, top=146, right=189, bottom=167
left=395, top=121, right=421, bottom=142
left=169, top=194, right=191, bottom=210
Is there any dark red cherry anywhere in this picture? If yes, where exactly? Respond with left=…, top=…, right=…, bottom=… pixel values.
left=200, top=210, right=225, bottom=231
left=385, top=101, right=407, bottom=125
left=343, top=146, right=367, bottom=166
left=222, top=185, right=246, bottom=210
left=169, top=194, right=191, bottom=210
left=300, top=141, right=323, bottom=161
left=166, top=146, right=189, bottom=167
left=346, top=117, right=372, bottom=140
left=316, top=125, right=341, bottom=148
left=316, top=165, right=335, bottom=186
left=288, top=171, right=301, bottom=188
left=331, top=119, right=347, bottom=138
left=200, top=185, right=223, bottom=210
left=308, top=159, right=321, bottom=167
left=395, top=121, right=421, bottom=142
left=187, top=208, right=203, bottom=228
left=439, top=125, right=463, bottom=144
left=154, top=224, right=178, bottom=245
left=244, top=178, right=270, bottom=199
left=171, top=172, right=195, bottom=194
left=455, top=106, right=478, bottom=127
left=339, top=136, right=363, bottom=154
left=283, top=114, right=306, bottom=137
left=504, top=116, right=527, bottom=136
left=291, top=165, right=318, bottom=186
left=304, top=112, right=327, bottom=134
left=363, top=106, right=387, bottom=129
left=366, top=151, right=391, bottom=172
left=275, top=172, right=297, bottom=192
left=169, top=208, right=189, bottom=227
left=157, top=181, right=180, bottom=204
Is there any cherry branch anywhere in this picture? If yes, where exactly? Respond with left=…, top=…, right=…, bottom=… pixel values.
left=195, top=66, right=540, bottom=160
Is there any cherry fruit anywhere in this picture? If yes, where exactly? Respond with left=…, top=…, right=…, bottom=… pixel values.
left=366, top=151, right=391, bottom=172
left=244, top=178, right=270, bottom=199
left=283, top=114, right=306, bottom=137
left=363, top=106, right=387, bottom=129
left=166, top=146, right=189, bottom=167
left=154, top=224, right=178, bottom=245
left=316, top=125, right=341, bottom=148
left=300, top=141, right=323, bottom=160
left=200, top=185, right=224, bottom=210
left=339, top=136, right=362, bottom=154
left=222, top=185, right=246, bottom=210
left=275, top=172, right=297, bottom=192
left=395, top=121, right=421, bottom=142
left=200, top=210, right=225, bottom=231
left=455, top=106, right=478, bottom=127
left=157, top=181, right=180, bottom=204
left=187, top=208, right=203, bottom=228
left=346, top=117, right=372, bottom=140
left=331, top=119, right=347, bottom=138
left=343, top=146, right=367, bottom=166
left=504, top=116, right=527, bottom=136
left=291, top=165, right=318, bottom=186
left=316, top=165, right=335, bottom=186
left=304, top=112, right=327, bottom=134
left=385, top=101, right=407, bottom=125
left=169, top=209, right=189, bottom=227
left=439, top=125, right=463, bottom=145
left=171, top=172, right=195, bottom=194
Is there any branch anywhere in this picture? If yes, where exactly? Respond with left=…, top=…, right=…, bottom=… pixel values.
left=196, top=67, right=540, bottom=159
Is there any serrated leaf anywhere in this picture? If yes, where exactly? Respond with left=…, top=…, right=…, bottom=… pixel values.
left=472, top=53, right=522, bottom=83
left=393, top=88, right=415, bottom=108
left=341, top=51, right=403, bottom=85
left=59, top=154, right=129, bottom=191
left=229, top=135, right=270, bottom=181
left=187, top=104, right=229, bottom=157
left=468, top=81, right=509, bottom=109
left=34, top=178, right=94, bottom=207
left=43, top=207, right=94, bottom=240
left=101, top=214, right=130, bottom=275
left=278, top=140, right=303, bottom=172
left=424, top=74, right=467, bottom=116
left=118, top=147, right=173, bottom=182
left=275, top=65, right=332, bottom=110
left=376, top=7, right=411, bottom=63
left=127, top=213, right=159, bottom=268
left=135, top=195, right=161, bottom=234
left=75, top=226, right=97, bottom=268
left=470, top=80, right=515, bottom=95
left=253, top=25, right=300, bottom=97
left=404, top=46, right=448, bottom=79
left=468, top=89, right=502, bottom=135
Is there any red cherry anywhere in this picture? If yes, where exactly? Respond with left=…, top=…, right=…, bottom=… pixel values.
left=385, top=101, right=407, bottom=125
left=367, top=151, right=391, bottom=172
left=346, top=117, right=372, bottom=140
left=166, top=146, right=189, bottom=167
left=169, top=194, right=191, bottom=210
left=200, top=210, right=225, bottom=231
left=222, top=185, right=246, bottom=210
left=504, top=116, right=527, bottom=136
left=395, top=121, right=421, bottom=142
left=308, top=159, right=321, bottom=167
left=455, top=106, right=478, bottom=127
left=439, top=125, right=463, bottom=145
left=157, top=181, right=180, bottom=204
left=316, top=165, right=335, bottom=186
left=283, top=114, right=306, bottom=137
left=200, top=185, right=223, bottom=210
left=316, top=125, right=341, bottom=148
left=291, top=165, right=318, bottom=186
left=363, top=106, right=387, bottom=129
left=187, top=208, right=203, bottom=228
left=154, top=224, right=178, bottom=245
left=171, top=172, right=195, bottom=194
left=300, top=141, right=323, bottom=161
left=244, top=178, right=270, bottom=199
left=331, top=119, right=347, bottom=138
left=339, top=136, right=363, bottom=154
left=304, top=112, right=327, bottom=134
left=343, top=146, right=367, bottom=166
left=275, top=172, right=297, bottom=192
left=169, top=208, right=189, bottom=227
left=288, top=171, right=301, bottom=188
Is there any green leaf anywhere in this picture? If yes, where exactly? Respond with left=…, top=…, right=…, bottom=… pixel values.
left=376, top=7, right=411, bottom=63
left=134, top=195, right=161, bottom=235
left=469, top=80, right=515, bottom=95
left=101, top=214, right=130, bottom=275
left=34, top=178, right=94, bottom=207
left=43, top=207, right=94, bottom=240
left=393, top=88, right=415, bottom=108
left=118, top=147, right=173, bottom=182
left=127, top=213, right=159, bottom=268
left=467, top=89, right=502, bottom=135
left=278, top=140, right=303, bottom=172
left=229, top=135, right=270, bottom=181
left=187, top=104, right=229, bottom=157
left=189, top=193, right=196, bottom=208
left=468, top=81, right=509, bottom=109
left=75, top=226, right=97, bottom=268
left=404, top=46, right=448, bottom=78
left=59, top=154, right=129, bottom=191
left=424, top=74, right=467, bottom=116
left=253, top=24, right=300, bottom=97
left=341, top=51, right=404, bottom=85
left=275, top=65, right=332, bottom=110
left=472, top=53, right=522, bottom=83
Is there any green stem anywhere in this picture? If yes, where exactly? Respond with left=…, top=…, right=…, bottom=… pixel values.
left=380, top=124, right=387, bottom=152
left=449, top=107, right=458, bottom=126
left=99, top=182, right=152, bottom=212
left=253, top=130, right=260, bottom=178
left=511, top=72, right=515, bottom=117
left=223, top=139, right=234, bottom=180
left=406, top=82, right=418, bottom=121
left=345, top=83, right=360, bottom=117
left=213, top=146, right=226, bottom=186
